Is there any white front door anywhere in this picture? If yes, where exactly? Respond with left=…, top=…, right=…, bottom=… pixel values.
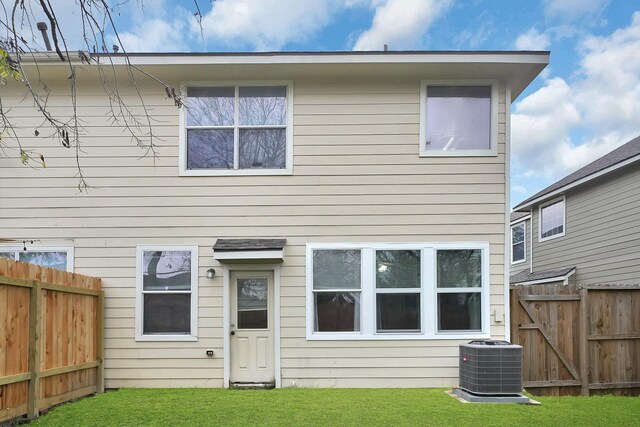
left=230, top=270, right=275, bottom=384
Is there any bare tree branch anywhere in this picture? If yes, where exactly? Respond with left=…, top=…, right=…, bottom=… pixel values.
left=0, top=0, right=187, bottom=192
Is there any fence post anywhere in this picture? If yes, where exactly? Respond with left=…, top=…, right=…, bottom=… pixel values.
left=96, top=290, right=105, bottom=393
left=27, top=282, right=42, bottom=419
left=579, top=287, right=589, bottom=396
left=509, top=287, right=519, bottom=345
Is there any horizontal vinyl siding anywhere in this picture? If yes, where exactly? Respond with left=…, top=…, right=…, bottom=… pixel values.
left=0, top=77, right=508, bottom=388
left=531, top=166, right=640, bottom=285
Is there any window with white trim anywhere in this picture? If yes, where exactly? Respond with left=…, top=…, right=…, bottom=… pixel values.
left=539, top=198, right=565, bottom=240
left=312, top=249, right=361, bottom=332
left=436, top=249, right=482, bottom=332
left=376, top=249, right=421, bottom=333
left=135, top=246, right=199, bottom=341
left=511, top=223, right=526, bottom=264
left=181, top=83, right=293, bottom=176
left=306, top=243, right=490, bottom=340
left=419, top=81, right=498, bottom=157
left=0, top=247, right=74, bottom=271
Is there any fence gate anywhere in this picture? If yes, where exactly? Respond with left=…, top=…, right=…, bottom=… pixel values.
left=510, top=283, right=640, bottom=396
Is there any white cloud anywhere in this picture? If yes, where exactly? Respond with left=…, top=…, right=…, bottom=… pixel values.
left=512, top=12, right=640, bottom=179
left=115, top=19, right=188, bottom=52
left=352, top=0, right=452, bottom=50
left=196, top=0, right=340, bottom=51
left=515, top=28, right=551, bottom=50
left=512, top=185, right=528, bottom=194
left=512, top=78, right=581, bottom=176
left=542, top=0, right=609, bottom=20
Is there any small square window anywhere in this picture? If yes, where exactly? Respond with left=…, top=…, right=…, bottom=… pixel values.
left=419, top=82, right=497, bottom=157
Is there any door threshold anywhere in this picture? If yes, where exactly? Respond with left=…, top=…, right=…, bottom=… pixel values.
left=230, top=382, right=275, bottom=390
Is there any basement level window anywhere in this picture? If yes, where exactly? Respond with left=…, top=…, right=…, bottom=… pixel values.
left=180, top=82, right=293, bottom=176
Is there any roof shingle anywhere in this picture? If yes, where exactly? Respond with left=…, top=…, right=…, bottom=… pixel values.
left=510, top=266, right=575, bottom=284
left=213, top=239, right=286, bottom=251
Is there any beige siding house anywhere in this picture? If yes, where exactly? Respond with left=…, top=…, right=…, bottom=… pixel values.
left=0, top=51, right=547, bottom=388
left=510, top=135, right=640, bottom=286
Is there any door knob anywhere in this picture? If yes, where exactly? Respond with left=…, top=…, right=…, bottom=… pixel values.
left=230, top=330, right=236, bottom=335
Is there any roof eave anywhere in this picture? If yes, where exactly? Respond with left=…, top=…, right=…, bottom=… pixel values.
left=510, top=268, right=576, bottom=286
left=513, top=153, right=640, bottom=211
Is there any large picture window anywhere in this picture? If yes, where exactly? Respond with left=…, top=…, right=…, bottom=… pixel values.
left=136, top=246, right=199, bottom=341
left=419, top=81, right=498, bottom=157
left=0, top=247, right=73, bottom=271
left=181, top=82, right=293, bottom=176
left=306, top=243, right=490, bottom=340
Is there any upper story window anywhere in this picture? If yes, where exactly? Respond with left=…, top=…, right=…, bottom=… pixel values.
left=511, top=223, right=526, bottom=264
left=539, top=198, right=565, bottom=241
left=306, top=243, right=490, bottom=340
left=180, top=82, right=293, bottom=176
left=0, top=247, right=74, bottom=271
left=419, top=81, right=498, bottom=157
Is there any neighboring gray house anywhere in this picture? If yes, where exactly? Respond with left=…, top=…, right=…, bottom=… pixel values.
left=510, top=135, right=640, bottom=286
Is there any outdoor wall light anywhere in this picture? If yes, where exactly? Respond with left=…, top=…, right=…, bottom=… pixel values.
left=206, top=268, right=216, bottom=279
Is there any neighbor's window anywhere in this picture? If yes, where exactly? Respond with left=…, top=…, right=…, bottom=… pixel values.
left=540, top=199, right=565, bottom=240
left=436, top=250, right=482, bottom=332
left=136, top=246, right=198, bottom=341
left=0, top=248, right=73, bottom=271
left=183, top=84, right=291, bottom=174
left=307, top=244, right=488, bottom=339
left=376, top=250, right=421, bottom=333
left=511, top=223, right=526, bottom=264
left=312, top=249, right=361, bottom=332
left=420, top=82, right=496, bottom=156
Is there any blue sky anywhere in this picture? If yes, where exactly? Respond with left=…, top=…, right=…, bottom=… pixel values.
left=35, top=0, right=640, bottom=206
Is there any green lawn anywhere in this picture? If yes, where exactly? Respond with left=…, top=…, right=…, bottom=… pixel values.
left=31, top=388, right=640, bottom=426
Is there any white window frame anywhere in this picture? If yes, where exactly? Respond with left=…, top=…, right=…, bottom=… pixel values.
left=0, top=246, right=74, bottom=272
left=538, top=196, right=566, bottom=242
left=179, top=80, right=294, bottom=176
left=374, top=249, right=422, bottom=334
left=419, top=80, right=499, bottom=157
left=305, top=242, right=490, bottom=340
left=510, top=222, right=526, bottom=264
left=135, top=245, right=199, bottom=342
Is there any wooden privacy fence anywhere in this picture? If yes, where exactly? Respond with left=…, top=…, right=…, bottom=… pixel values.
left=0, top=259, right=104, bottom=422
left=510, top=283, right=639, bottom=396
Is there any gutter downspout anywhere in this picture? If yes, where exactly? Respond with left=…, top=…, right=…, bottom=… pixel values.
left=529, top=207, right=533, bottom=273
left=504, top=84, right=512, bottom=342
